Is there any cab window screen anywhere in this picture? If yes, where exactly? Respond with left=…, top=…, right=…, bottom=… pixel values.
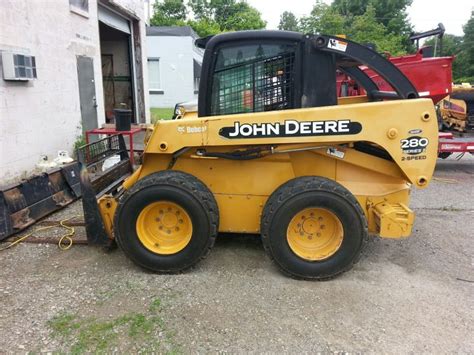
left=211, top=43, right=296, bottom=116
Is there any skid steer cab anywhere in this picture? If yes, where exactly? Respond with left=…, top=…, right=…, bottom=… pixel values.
left=78, top=31, right=438, bottom=280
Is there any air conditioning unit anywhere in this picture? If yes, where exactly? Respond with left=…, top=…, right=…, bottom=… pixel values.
left=1, top=52, right=37, bottom=81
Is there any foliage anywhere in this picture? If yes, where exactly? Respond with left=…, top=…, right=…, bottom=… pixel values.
left=460, top=11, right=474, bottom=81
left=150, top=0, right=187, bottom=27
left=286, top=0, right=406, bottom=55
left=349, top=5, right=405, bottom=55
left=332, top=0, right=413, bottom=40
left=299, top=1, right=345, bottom=36
left=279, top=0, right=418, bottom=55
left=219, top=2, right=266, bottom=31
left=73, top=135, right=86, bottom=152
left=278, top=11, right=299, bottom=32
left=187, top=17, right=221, bottom=37
left=151, top=0, right=266, bottom=37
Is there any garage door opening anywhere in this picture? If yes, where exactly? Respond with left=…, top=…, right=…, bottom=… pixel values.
left=99, top=16, right=135, bottom=124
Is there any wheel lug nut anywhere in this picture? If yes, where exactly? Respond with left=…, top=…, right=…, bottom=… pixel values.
left=159, top=226, right=163, bottom=230
left=317, top=233, right=321, bottom=237
left=159, top=210, right=163, bottom=214
left=179, top=219, right=183, bottom=224
left=320, top=225, right=325, bottom=229
left=318, top=217, right=323, bottom=221
left=156, top=218, right=160, bottom=222
left=167, top=230, right=171, bottom=234
left=175, top=227, right=179, bottom=231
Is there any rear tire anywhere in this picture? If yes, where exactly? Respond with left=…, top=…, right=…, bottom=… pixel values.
left=115, top=171, right=219, bottom=272
left=261, top=176, right=368, bottom=280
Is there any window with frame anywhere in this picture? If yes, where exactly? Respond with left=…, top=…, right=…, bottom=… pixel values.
left=210, top=43, right=297, bottom=116
left=69, top=0, right=89, bottom=16
left=148, top=58, right=161, bottom=90
left=14, top=54, right=37, bottom=79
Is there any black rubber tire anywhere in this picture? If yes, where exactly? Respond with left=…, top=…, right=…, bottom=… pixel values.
left=261, top=176, right=368, bottom=280
left=114, top=170, right=219, bottom=273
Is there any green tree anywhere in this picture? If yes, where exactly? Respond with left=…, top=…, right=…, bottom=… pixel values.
left=349, top=5, right=405, bottom=55
left=218, top=1, right=266, bottom=32
left=278, top=11, right=299, bottom=31
left=186, top=18, right=221, bottom=37
left=150, top=0, right=187, bottom=27
left=188, top=0, right=213, bottom=20
left=162, top=0, right=266, bottom=37
left=332, top=0, right=413, bottom=50
left=299, top=0, right=345, bottom=35
left=459, top=11, right=474, bottom=81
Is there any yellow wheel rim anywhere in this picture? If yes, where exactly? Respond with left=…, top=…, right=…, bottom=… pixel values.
left=136, top=201, right=192, bottom=255
left=287, top=207, right=343, bottom=261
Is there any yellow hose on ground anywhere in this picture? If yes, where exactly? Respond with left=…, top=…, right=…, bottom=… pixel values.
left=0, top=216, right=80, bottom=251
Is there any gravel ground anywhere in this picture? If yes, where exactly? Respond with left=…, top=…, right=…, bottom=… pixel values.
left=0, top=155, right=473, bottom=353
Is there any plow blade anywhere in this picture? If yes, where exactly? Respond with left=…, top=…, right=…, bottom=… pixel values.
left=76, top=135, right=132, bottom=246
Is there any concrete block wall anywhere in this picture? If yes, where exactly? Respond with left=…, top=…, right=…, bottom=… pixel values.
left=0, top=0, right=148, bottom=184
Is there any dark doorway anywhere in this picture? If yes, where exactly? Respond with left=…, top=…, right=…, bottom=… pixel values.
left=76, top=56, right=98, bottom=132
left=99, top=22, right=135, bottom=123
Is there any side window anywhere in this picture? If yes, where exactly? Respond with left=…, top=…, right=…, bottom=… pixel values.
left=210, top=43, right=297, bottom=116
left=148, top=58, right=161, bottom=90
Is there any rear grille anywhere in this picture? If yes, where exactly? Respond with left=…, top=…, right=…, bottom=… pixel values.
left=211, top=51, right=296, bottom=116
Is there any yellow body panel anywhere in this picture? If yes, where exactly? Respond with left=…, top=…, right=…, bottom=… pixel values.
left=112, top=99, right=437, bottom=239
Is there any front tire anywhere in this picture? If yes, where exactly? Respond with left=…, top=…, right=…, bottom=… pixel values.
left=115, top=171, right=219, bottom=272
left=261, top=176, right=368, bottom=280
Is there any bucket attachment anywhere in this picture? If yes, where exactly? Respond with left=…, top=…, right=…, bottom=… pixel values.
left=76, top=135, right=132, bottom=246
left=0, top=163, right=81, bottom=241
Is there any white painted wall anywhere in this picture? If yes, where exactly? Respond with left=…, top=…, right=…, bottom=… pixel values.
left=147, top=36, right=196, bottom=108
left=0, top=0, right=149, bottom=184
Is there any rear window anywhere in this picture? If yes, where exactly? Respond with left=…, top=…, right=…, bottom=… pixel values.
left=211, top=43, right=297, bottom=116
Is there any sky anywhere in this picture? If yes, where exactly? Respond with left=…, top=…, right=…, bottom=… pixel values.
left=246, top=0, right=473, bottom=36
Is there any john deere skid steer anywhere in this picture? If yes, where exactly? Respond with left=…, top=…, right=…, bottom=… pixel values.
left=78, top=31, right=438, bottom=280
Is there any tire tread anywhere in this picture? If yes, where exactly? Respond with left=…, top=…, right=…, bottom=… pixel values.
left=115, top=170, right=219, bottom=272
left=261, top=176, right=368, bottom=280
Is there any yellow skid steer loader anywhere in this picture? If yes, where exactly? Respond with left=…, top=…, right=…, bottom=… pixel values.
left=78, top=31, right=438, bottom=280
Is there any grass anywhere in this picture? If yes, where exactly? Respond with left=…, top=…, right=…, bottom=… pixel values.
left=151, top=107, right=174, bottom=123
left=48, top=297, right=179, bottom=353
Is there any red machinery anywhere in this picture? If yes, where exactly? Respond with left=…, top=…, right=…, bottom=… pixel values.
left=438, top=132, right=474, bottom=159
left=335, top=22, right=474, bottom=160
left=336, top=48, right=453, bottom=104
left=337, top=23, right=453, bottom=105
